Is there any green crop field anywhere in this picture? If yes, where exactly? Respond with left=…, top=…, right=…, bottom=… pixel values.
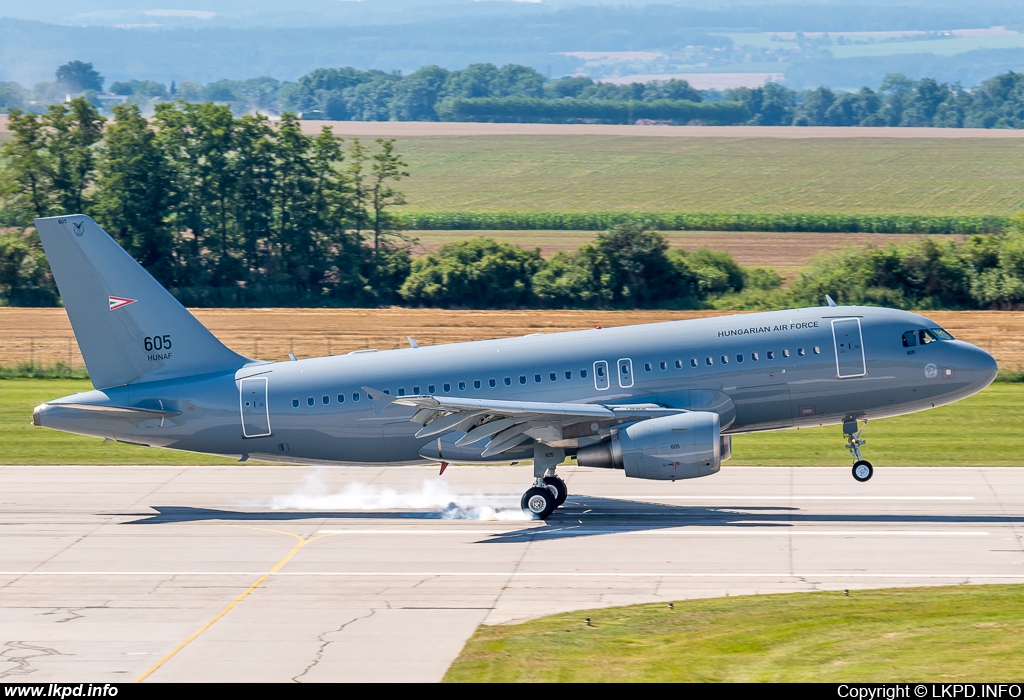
left=2, top=379, right=1020, bottom=466
left=444, top=584, right=1024, bottom=682
left=396, top=136, right=1024, bottom=215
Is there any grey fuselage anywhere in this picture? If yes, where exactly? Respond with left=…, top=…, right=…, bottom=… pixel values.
left=35, top=305, right=998, bottom=465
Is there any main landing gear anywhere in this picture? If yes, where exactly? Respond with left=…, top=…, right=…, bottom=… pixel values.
left=844, top=418, right=874, bottom=483
left=521, top=445, right=567, bottom=519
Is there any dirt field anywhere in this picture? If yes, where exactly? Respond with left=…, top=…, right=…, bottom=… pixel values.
left=296, top=121, right=1024, bottom=139
left=7, top=114, right=1024, bottom=139
left=0, top=308, right=1020, bottom=371
left=411, top=230, right=958, bottom=281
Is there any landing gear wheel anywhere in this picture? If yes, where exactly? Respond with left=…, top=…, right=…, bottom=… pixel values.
left=522, top=486, right=557, bottom=519
left=852, top=460, right=874, bottom=483
left=542, top=475, right=568, bottom=507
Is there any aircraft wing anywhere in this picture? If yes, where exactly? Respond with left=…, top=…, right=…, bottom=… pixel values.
left=390, top=394, right=683, bottom=457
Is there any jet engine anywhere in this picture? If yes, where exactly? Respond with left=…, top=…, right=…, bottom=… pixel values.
left=576, top=411, right=722, bottom=481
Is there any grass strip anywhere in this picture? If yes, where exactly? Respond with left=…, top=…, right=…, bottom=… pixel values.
left=1, top=380, right=1020, bottom=466
left=445, top=585, right=1024, bottom=682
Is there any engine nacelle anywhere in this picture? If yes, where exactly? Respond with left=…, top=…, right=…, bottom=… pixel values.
left=576, top=411, right=721, bottom=481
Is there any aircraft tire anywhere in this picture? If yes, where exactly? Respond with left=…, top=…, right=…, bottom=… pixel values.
left=542, top=476, right=568, bottom=507
left=852, top=460, right=874, bottom=483
left=522, top=486, right=557, bottom=519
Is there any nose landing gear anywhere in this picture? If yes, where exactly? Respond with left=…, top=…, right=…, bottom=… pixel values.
left=521, top=445, right=566, bottom=519
left=844, top=418, right=873, bottom=482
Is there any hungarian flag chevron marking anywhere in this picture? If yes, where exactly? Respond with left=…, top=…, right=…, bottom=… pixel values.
left=108, top=296, right=137, bottom=311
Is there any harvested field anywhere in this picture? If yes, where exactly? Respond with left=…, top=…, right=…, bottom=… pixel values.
left=0, top=308, right=1020, bottom=371
left=410, top=230, right=959, bottom=281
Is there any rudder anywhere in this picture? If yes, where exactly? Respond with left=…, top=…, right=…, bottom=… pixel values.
left=35, top=215, right=249, bottom=389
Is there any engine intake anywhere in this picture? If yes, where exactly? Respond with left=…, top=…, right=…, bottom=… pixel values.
left=576, top=411, right=721, bottom=481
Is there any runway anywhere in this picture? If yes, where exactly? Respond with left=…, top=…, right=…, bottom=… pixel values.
left=0, top=464, right=1022, bottom=682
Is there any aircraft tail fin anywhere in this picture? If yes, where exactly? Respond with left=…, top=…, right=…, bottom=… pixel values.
left=34, top=215, right=249, bottom=389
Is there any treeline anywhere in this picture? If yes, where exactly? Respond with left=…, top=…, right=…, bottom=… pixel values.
left=397, top=212, right=1008, bottom=236
left=12, top=61, right=1024, bottom=129
left=0, top=98, right=412, bottom=306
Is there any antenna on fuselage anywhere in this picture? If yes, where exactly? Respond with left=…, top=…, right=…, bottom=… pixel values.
left=825, top=295, right=838, bottom=307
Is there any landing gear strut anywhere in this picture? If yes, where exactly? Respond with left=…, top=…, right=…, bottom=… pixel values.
left=844, top=418, right=873, bottom=482
left=521, top=445, right=566, bottom=519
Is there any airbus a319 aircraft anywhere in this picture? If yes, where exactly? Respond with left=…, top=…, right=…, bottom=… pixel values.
left=32, top=215, right=998, bottom=518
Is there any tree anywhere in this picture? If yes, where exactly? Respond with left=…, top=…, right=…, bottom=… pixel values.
left=55, top=61, right=104, bottom=93
left=368, top=139, right=409, bottom=262
left=44, top=98, right=104, bottom=214
left=0, top=110, right=53, bottom=220
left=92, top=103, right=175, bottom=285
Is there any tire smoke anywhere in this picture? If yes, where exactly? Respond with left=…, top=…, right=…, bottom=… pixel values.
left=269, top=471, right=532, bottom=521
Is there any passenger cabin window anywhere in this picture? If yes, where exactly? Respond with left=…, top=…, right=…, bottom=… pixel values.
left=705, top=356, right=713, bottom=366
left=565, top=370, right=572, bottom=379
left=736, top=353, right=743, bottom=363
left=322, top=395, right=330, bottom=404
left=382, top=389, right=390, bottom=395
left=307, top=397, right=315, bottom=407
left=902, top=331, right=917, bottom=347
left=752, top=352, right=760, bottom=361
left=721, top=354, right=729, bottom=364
left=813, top=346, right=821, bottom=355
left=428, top=385, right=435, bottom=393
left=337, top=394, right=345, bottom=403
left=580, top=368, right=588, bottom=379
left=549, top=372, right=557, bottom=381
left=767, top=350, right=775, bottom=360
left=919, top=329, right=938, bottom=345
left=352, top=392, right=360, bottom=402
left=783, top=348, right=791, bottom=358
left=797, top=348, right=805, bottom=357
left=397, top=388, right=405, bottom=396
left=644, top=362, right=652, bottom=372
left=596, top=365, right=606, bottom=378
left=413, top=386, right=420, bottom=394
left=675, top=360, right=683, bottom=369
left=504, top=377, right=512, bottom=386
left=660, top=361, right=667, bottom=370
left=292, top=399, right=299, bottom=408
left=474, top=380, right=481, bottom=389
left=691, top=358, right=698, bottom=367
left=488, top=378, right=496, bottom=388
left=519, top=375, right=527, bottom=384
left=459, top=381, right=466, bottom=391
left=443, top=383, right=451, bottom=392
left=535, top=374, right=542, bottom=383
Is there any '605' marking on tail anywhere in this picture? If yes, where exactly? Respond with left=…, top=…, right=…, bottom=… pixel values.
left=108, top=296, right=137, bottom=311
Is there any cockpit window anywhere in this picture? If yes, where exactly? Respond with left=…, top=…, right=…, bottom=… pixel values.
left=902, top=330, right=917, bottom=347
left=931, top=327, right=955, bottom=340
left=919, top=329, right=938, bottom=345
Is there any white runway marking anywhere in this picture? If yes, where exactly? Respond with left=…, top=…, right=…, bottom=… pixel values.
left=598, top=496, right=976, bottom=501
left=316, top=529, right=991, bottom=537
left=0, top=571, right=1021, bottom=578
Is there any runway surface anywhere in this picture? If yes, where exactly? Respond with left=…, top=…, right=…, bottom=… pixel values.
left=1, top=464, right=1022, bottom=682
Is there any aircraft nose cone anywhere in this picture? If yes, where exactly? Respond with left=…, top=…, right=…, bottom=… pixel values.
left=968, top=346, right=999, bottom=390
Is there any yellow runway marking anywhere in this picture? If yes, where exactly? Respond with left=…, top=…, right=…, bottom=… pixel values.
left=135, top=527, right=326, bottom=683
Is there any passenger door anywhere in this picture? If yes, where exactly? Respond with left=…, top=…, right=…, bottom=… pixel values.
left=617, top=358, right=634, bottom=388
left=832, top=318, right=866, bottom=378
left=239, top=376, right=272, bottom=438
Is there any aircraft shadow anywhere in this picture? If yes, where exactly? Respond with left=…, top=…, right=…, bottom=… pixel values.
left=117, top=497, right=1024, bottom=545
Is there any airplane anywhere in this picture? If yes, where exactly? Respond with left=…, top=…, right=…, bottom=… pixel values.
left=31, top=215, right=999, bottom=519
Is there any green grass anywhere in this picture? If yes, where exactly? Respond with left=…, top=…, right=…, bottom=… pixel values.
left=396, top=136, right=1024, bottom=216
left=444, top=585, right=1024, bottom=682
left=0, top=379, right=244, bottom=465
left=730, top=383, right=1024, bottom=467
left=1, top=379, right=1020, bottom=466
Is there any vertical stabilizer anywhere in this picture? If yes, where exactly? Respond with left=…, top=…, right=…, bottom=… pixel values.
left=35, top=215, right=249, bottom=389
